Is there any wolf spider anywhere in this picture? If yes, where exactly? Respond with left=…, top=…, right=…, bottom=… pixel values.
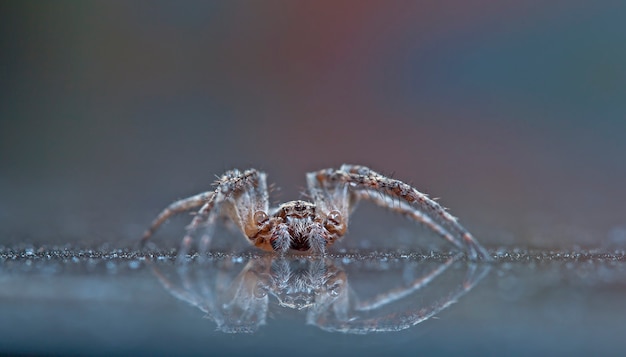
left=141, top=164, right=489, bottom=260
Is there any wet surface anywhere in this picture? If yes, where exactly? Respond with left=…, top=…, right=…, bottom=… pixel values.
left=1, top=247, right=625, bottom=356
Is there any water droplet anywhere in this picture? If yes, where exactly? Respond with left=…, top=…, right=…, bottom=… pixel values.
left=128, top=260, right=141, bottom=269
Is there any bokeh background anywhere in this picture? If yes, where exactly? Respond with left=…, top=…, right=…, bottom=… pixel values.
left=1, top=0, right=625, bottom=250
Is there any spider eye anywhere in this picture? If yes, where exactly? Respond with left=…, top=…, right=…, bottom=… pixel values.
left=327, top=210, right=342, bottom=226
left=254, top=211, right=269, bottom=226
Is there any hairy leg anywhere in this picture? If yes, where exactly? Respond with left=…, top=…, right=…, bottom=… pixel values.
left=140, top=191, right=215, bottom=247
left=313, top=165, right=489, bottom=260
left=184, top=169, right=271, bottom=257
left=305, top=170, right=352, bottom=249
left=141, top=169, right=271, bottom=258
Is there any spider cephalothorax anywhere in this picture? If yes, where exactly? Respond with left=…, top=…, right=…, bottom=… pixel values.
left=141, top=164, right=489, bottom=260
left=253, top=200, right=346, bottom=252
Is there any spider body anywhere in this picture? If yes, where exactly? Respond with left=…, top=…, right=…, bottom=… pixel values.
left=141, top=164, right=488, bottom=260
left=259, top=200, right=345, bottom=252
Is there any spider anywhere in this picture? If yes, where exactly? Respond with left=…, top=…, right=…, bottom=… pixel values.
left=141, top=164, right=489, bottom=260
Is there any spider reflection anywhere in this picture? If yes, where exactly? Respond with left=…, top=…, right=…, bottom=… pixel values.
left=150, top=253, right=489, bottom=334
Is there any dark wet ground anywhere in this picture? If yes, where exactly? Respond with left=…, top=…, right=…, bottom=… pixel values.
left=1, top=247, right=625, bottom=356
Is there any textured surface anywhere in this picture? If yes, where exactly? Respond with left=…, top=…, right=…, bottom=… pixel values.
left=1, top=248, right=626, bottom=356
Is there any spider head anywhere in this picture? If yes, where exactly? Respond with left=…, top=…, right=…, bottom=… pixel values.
left=261, top=200, right=345, bottom=252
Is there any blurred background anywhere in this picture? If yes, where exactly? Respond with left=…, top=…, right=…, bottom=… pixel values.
left=1, top=0, right=625, bottom=250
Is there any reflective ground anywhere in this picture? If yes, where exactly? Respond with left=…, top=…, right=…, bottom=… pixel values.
left=1, top=247, right=625, bottom=356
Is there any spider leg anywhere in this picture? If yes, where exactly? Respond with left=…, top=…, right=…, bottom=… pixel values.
left=312, top=164, right=489, bottom=260
left=140, top=192, right=215, bottom=247
left=141, top=168, right=270, bottom=258
left=350, top=190, right=466, bottom=251
left=305, top=170, right=352, bottom=250
left=181, top=169, right=270, bottom=258
left=178, top=200, right=219, bottom=262
left=306, top=171, right=351, bottom=220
